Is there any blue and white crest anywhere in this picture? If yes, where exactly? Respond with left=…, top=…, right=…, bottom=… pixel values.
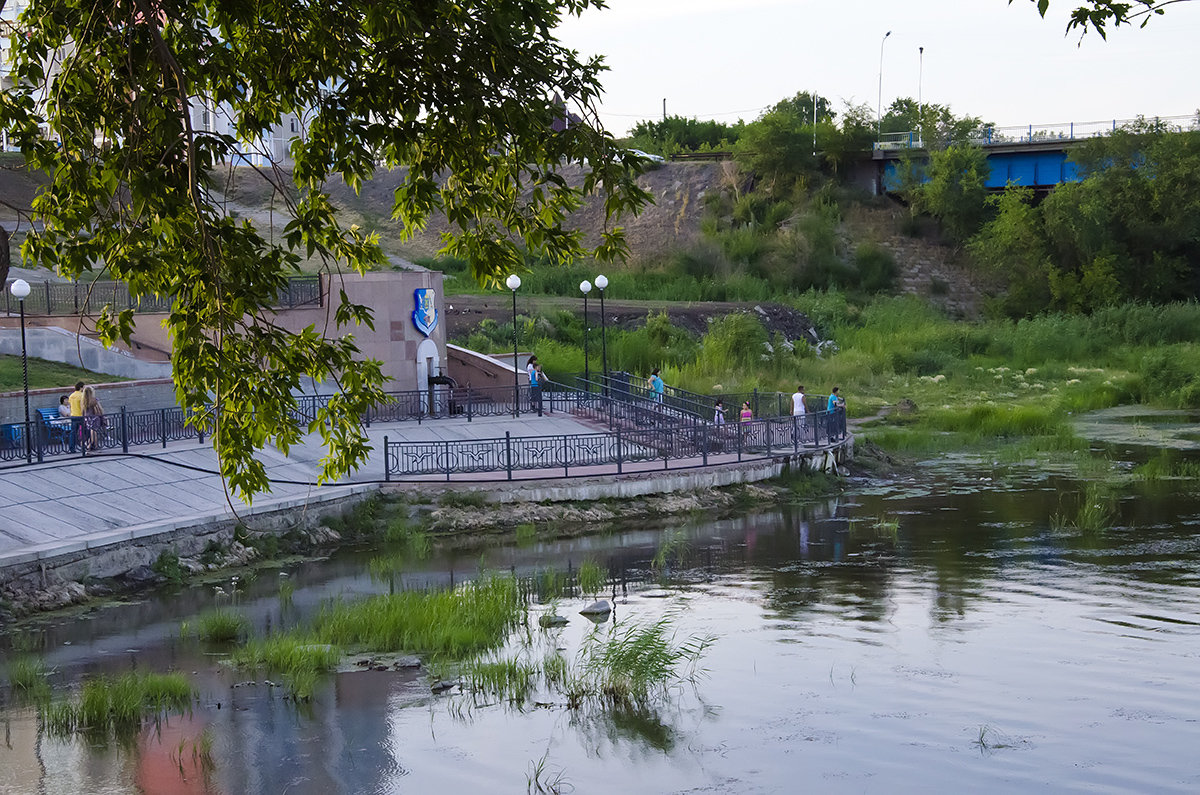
left=412, top=288, right=439, bottom=337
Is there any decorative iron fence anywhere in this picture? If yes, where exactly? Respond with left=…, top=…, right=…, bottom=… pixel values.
left=383, top=407, right=847, bottom=481
left=2, top=275, right=322, bottom=316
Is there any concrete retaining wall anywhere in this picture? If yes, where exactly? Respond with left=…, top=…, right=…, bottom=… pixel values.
left=0, top=379, right=178, bottom=424
left=0, top=484, right=379, bottom=592
left=0, top=326, right=171, bottom=380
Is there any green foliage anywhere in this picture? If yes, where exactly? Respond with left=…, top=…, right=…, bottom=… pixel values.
left=5, top=656, right=51, bottom=704
left=572, top=616, right=714, bottom=708
left=968, top=186, right=1053, bottom=317
left=313, top=575, right=525, bottom=658
left=151, top=550, right=185, bottom=586
left=439, top=490, right=488, bottom=509
left=627, top=115, right=743, bottom=154
left=1018, top=0, right=1180, bottom=37
left=0, top=0, right=649, bottom=501
left=233, top=637, right=342, bottom=699
left=918, top=145, right=991, bottom=243
left=195, top=609, right=250, bottom=643
left=44, top=672, right=195, bottom=737
left=697, top=314, right=770, bottom=372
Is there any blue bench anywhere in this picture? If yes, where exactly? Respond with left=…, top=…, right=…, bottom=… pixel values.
left=35, top=407, right=73, bottom=446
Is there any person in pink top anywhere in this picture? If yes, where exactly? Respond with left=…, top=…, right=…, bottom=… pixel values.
left=739, top=401, right=753, bottom=423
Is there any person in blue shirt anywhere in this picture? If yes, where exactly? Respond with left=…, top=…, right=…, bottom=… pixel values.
left=648, top=368, right=665, bottom=406
left=827, top=386, right=842, bottom=413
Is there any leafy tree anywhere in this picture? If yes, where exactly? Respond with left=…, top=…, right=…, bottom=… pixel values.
left=627, top=115, right=743, bottom=154
left=918, top=145, right=991, bottom=244
left=1040, top=121, right=1200, bottom=309
left=735, top=94, right=832, bottom=196
left=0, top=0, right=648, bottom=500
left=881, top=98, right=990, bottom=149
left=1011, top=0, right=1188, bottom=37
left=967, top=186, right=1054, bottom=316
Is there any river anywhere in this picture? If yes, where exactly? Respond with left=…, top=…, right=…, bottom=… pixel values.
left=3, top=443, right=1200, bottom=793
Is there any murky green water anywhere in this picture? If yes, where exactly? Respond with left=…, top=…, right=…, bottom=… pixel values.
left=4, top=448, right=1200, bottom=793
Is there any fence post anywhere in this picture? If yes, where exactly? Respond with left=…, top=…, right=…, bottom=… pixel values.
left=777, top=393, right=782, bottom=417
left=616, top=430, right=623, bottom=474
left=753, top=388, right=759, bottom=418
left=562, top=434, right=569, bottom=478
left=34, top=420, right=43, bottom=464
left=445, top=440, right=451, bottom=482
left=467, top=390, right=473, bottom=422
left=505, top=431, right=513, bottom=481
left=121, top=406, right=129, bottom=453
left=161, top=408, right=168, bottom=448
left=44, top=281, right=51, bottom=314
left=737, top=420, right=743, bottom=462
left=384, top=435, right=390, bottom=481
left=702, top=422, right=708, bottom=466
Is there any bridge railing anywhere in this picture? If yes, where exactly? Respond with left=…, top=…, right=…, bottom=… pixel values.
left=875, top=113, right=1199, bottom=151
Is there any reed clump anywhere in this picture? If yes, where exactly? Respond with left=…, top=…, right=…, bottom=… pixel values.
left=195, top=609, right=250, bottom=643
left=5, top=655, right=51, bottom=704
left=42, top=671, right=195, bottom=737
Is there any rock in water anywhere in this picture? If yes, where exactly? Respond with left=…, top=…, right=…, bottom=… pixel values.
left=539, top=614, right=569, bottom=628
left=579, top=600, right=611, bottom=616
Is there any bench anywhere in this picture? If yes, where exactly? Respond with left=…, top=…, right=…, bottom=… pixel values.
left=35, top=407, right=73, bottom=445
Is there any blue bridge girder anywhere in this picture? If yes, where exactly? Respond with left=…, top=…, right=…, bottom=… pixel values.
left=875, top=140, right=1082, bottom=192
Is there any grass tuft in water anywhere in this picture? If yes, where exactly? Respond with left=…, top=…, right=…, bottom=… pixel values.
left=1051, top=483, right=1117, bottom=534
left=315, top=575, right=525, bottom=659
left=571, top=615, right=715, bottom=708
left=5, top=655, right=51, bottom=704
left=232, top=636, right=342, bottom=700
left=195, top=609, right=250, bottom=643
left=464, top=657, right=536, bottom=702
left=44, top=671, right=195, bottom=737
left=515, top=522, right=538, bottom=545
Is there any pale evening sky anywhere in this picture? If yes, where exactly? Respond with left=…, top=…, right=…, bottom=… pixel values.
left=556, top=0, right=1200, bottom=137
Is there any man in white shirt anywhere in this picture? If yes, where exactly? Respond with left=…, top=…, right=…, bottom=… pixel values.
left=792, top=385, right=808, bottom=445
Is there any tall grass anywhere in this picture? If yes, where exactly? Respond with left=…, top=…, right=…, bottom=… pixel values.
left=570, top=617, right=715, bottom=708
left=577, top=560, right=604, bottom=598
left=315, top=575, right=525, bottom=658
left=5, top=656, right=50, bottom=704
left=43, top=672, right=195, bottom=737
left=195, top=609, right=250, bottom=643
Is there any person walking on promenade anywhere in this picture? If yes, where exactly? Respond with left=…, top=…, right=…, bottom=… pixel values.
left=827, top=386, right=845, bottom=441
left=792, top=384, right=808, bottom=445
left=82, top=386, right=105, bottom=451
left=740, top=401, right=753, bottom=423
left=68, top=381, right=85, bottom=453
left=713, top=399, right=726, bottom=426
left=648, top=368, right=665, bottom=407
left=526, top=355, right=542, bottom=415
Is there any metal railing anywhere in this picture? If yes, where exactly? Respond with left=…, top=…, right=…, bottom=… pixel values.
left=875, top=113, right=1199, bottom=151
left=1, top=275, right=322, bottom=316
left=383, top=406, right=847, bottom=481
left=0, top=405, right=208, bottom=464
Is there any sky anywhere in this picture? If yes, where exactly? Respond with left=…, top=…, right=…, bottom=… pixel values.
left=556, top=0, right=1200, bottom=137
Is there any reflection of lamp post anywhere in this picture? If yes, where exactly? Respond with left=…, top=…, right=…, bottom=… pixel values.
left=579, top=280, right=592, bottom=385
left=594, top=274, right=609, bottom=391
left=877, top=30, right=892, bottom=140
left=9, top=278, right=31, bottom=464
left=505, top=273, right=521, bottom=416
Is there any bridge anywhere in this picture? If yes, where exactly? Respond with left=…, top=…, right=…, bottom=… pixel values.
left=870, top=113, right=1196, bottom=193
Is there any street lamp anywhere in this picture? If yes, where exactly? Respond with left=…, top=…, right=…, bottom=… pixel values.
left=9, top=278, right=31, bottom=464
left=505, top=273, right=521, bottom=416
left=877, top=30, right=892, bottom=141
left=918, top=46, right=925, bottom=147
left=579, top=280, right=592, bottom=386
left=594, top=274, right=609, bottom=392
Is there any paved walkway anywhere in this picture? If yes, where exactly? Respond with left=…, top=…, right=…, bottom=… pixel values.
left=0, top=412, right=603, bottom=566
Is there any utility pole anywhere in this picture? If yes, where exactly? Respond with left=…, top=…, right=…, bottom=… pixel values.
left=877, top=30, right=892, bottom=141
left=918, top=46, right=925, bottom=146
left=663, top=98, right=667, bottom=121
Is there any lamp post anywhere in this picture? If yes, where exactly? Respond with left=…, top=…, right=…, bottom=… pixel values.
left=9, top=278, right=31, bottom=464
left=579, top=280, right=592, bottom=386
left=918, top=46, right=924, bottom=147
left=877, top=30, right=892, bottom=141
left=505, top=273, right=521, bottom=416
left=594, top=274, right=608, bottom=393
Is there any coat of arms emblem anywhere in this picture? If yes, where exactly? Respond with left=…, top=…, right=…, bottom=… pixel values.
left=412, top=288, right=439, bottom=336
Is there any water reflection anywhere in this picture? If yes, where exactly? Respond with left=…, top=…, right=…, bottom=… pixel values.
left=5, top=459, right=1200, bottom=792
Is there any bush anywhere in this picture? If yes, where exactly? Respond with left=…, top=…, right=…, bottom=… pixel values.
left=853, top=242, right=897, bottom=293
